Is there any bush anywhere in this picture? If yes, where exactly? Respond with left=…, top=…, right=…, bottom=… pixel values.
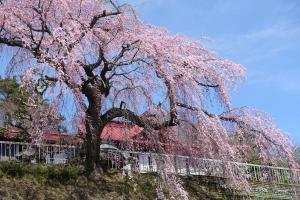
left=35, top=165, right=49, bottom=177
left=0, top=161, right=81, bottom=182
left=60, top=165, right=80, bottom=181
left=0, top=161, right=26, bottom=177
left=44, top=165, right=80, bottom=182
left=47, top=167, right=60, bottom=180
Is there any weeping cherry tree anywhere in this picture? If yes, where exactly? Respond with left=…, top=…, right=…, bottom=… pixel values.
left=0, top=0, right=297, bottom=197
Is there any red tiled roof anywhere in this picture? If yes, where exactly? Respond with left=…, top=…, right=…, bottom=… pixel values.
left=1, top=121, right=145, bottom=144
left=101, top=121, right=143, bottom=141
left=42, top=131, right=64, bottom=142
left=38, top=121, right=143, bottom=144
left=42, top=131, right=82, bottom=144
left=0, top=128, right=21, bottom=138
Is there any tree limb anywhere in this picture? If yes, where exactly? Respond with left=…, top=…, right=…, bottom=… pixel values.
left=176, top=102, right=280, bottom=146
left=89, top=10, right=121, bottom=28
left=0, top=37, right=23, bottom=48
left=195, top=80, right=219, bottom=88
left=100, top=107, right=178, bottom=130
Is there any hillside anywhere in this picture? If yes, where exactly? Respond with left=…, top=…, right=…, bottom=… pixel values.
left=0, top=162, right=296, bottom=200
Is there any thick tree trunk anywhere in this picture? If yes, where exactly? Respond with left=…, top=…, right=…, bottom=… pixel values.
left=82, top=84, right=103, bottom=173
left=85, top=124, right=97, bottom=172
left=85, top=113, right=105, bottom=172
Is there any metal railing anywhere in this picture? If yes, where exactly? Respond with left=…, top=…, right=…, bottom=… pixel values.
left=103, top=150, right=300, bottom=185
left=0, top=140, right=79, bottom=164
left=0, top=140, right=299, bottom=185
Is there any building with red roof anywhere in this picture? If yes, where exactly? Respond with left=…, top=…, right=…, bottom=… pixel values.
left=0, top=120, right=186, bottom=154
left=101, top=121, right=143, bottom=142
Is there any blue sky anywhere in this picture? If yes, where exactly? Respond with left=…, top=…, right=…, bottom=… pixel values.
left=122, top=0, right=300, bottom=143
left=0, top=0, right=299, bottom=143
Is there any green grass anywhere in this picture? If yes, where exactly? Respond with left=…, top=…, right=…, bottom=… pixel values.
left=0, top=161, right=82, bottom=183
left=0, top=161, right=297, bottom=200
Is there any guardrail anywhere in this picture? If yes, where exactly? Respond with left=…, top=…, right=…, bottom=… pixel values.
left=103, top=150, right=300, bottom=185
left=0, top=140, right=299, bottom=185
left=0, top=140, right=78, bottom=164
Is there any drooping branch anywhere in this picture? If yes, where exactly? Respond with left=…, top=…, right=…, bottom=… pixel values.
left=89, top=10, right=121, bottom=28
left=99, top=69, right=179, bottom=131
left=100, top=107, right=178, bottom=130
left=43, top=75, right=58, bottom=82
left=195, top=80, right=219, bottom=88
left=68, top=4, right=121, bottom=51
left=176, top=102, right=281, bottom=147
left=174, top=74, right=219, bottom=88
left=83, top=47, right=105, bottom=72
left=155, top=71, right=178, bottom=125
left=88, top=41, right=141, bottom=97
left=176, top=102, right=198, bottom=111
left=0, top=37, right=23, bottom=48
left=68, top=5, right=121, bottom=51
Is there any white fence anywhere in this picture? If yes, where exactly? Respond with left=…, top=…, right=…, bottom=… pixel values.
left=103, top=151, right=300, bottom=185
left=0, top=141, right=78, bottom=164
left=0, top=140, right=299, bottom=185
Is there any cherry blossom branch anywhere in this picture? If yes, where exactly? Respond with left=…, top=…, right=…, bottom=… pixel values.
left=175, top=74, right=219, bottom=88
left=89, top=10, right=121, bottom=28
left=44, top=75, right=58, bottom=82
left=176, top=102, right=281, bottom=147
left=195, top=80, right=219, bottom=88
left=0, top=37, right=23, bottom=48
left=100, top=107, right=178, bottom=130
left=82, top=47, right=105, bottom=72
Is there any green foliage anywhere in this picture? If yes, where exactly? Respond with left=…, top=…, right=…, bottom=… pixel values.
left=0, top=161, right=81, bottom=182
left=0, top=165, right=296, bottom=199
left=46, top=165, right=81, bottom=182
left=248, top=159, right=262, bottom=165
left=0, top=161, right=26, bottom=177
left=35, top=165, right=49, bottom=177
left=61, top=165, right=81, bottom=180
left=0, top=77, right=67, bottom=141
left=47, top=167, right=60, bottom=180
left=0, top=78, right=31, bottom=140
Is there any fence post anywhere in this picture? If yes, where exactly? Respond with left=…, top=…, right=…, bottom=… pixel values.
left=186, top=157, right=190, bottom=175
left=8, top=143, right=10, bottom=160
left=149, top=154, right=153, bottom=172
left=174, top=155, right=178, bottom=174
left=38, top=146, right=41, bottom=162
left=4, top=143, right=6, bottom=159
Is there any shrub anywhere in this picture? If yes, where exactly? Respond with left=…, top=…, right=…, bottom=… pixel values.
left=42, top=165, right=81, bottom=182
left=60, top=165, right=80, bottom=181
left=0, top=161, right=26, bottom=177
left=0, top=161, right=81, bottom=182
left=35, top=165, right=50, bottom=177
left=47, top=167, right=61, bottom=180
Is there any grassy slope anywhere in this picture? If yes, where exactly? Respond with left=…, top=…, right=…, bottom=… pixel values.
left=0, top=162, right=296, bottom=200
